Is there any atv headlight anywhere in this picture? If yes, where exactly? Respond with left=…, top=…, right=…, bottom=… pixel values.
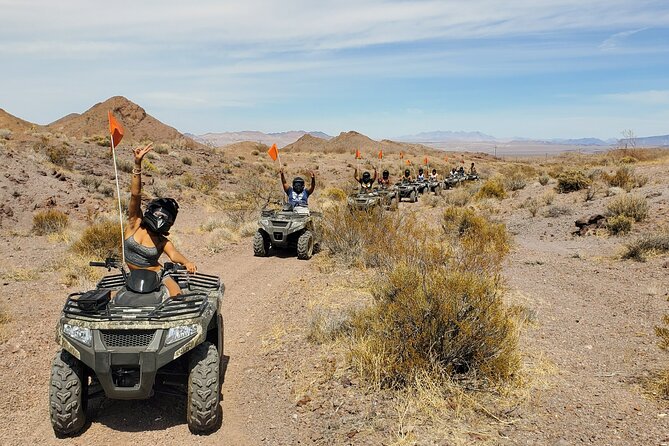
left=63, top=324, right=92, bottom=346
left=260, top=219, right=270, bottom=226
left=166, top=324, right=198, bottom=345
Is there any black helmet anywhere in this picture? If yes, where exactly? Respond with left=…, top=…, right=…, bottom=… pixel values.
left=362, top=171, right=371, bottom=183
left=292, top=177, right=305, bottom=194
left=432, top=169, right=436, bottom=174
left=142, top=198, right=178, bottom=234
left=418, top=168, right=424, bottom=174
left=404, top=169, right=410, bottom=176
left=382, top=170, right=389, bottom=179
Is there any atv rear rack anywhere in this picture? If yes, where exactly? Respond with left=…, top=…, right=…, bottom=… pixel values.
left=63, top=292, right=209, bottom=321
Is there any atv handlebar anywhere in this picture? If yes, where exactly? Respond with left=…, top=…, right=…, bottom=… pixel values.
left=89, top=257, right=122, bottom=271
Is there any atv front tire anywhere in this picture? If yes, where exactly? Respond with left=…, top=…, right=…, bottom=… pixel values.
left=49, top=350, right=87, bottom=436
left=188, top=342, right=221, bottom=434
left=297, top=230, right=314, bottom=260
left=409, top=190, right=417, bottom=203
left=253, top=230, right=270, bottom=257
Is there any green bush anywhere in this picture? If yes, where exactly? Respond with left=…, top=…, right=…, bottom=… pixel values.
left=538, top=174, right=550, bottom=186
left=33, top=209, right=69, bottom=235
left=181, top=156, right=193, bottom=165
left=622, top=231, right=669, bottom=261
left=475, top=177, right=507, bottom=200
left=606, top=215, right=633, bottom=235
left=46, top=145, right=72, bottom=168
left=71, top=220, right=122, bottom=259
left=556, top=170, right=590, bottom=193
left=607, top=194, right=648, bottom=222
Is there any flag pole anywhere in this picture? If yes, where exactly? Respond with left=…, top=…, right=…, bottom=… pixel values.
left=110, top=138, right=126, bottom=265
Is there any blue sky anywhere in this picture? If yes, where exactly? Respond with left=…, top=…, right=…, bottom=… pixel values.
left=1, top=0, right=668, bottom=140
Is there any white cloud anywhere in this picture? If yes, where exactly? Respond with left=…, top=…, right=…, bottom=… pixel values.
left=602, top=90, right=669, bottom=105
left=599, top=28, right=648, bottom=51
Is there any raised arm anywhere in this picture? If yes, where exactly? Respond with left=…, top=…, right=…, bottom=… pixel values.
left=353, top=167, right=360, bottom=183
left=128, top=143, right=153, bottom=222
left=280, top=168, right=289, bottom=192
left=372, top=168, right=378, bottom=184
left=307, top=171, right=316, bottom=195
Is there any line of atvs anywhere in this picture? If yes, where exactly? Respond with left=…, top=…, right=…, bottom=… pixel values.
left=347, top=172, right=480, bottom=209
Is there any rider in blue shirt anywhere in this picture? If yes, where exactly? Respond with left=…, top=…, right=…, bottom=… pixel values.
left=280, top=168, right=316, bottom=207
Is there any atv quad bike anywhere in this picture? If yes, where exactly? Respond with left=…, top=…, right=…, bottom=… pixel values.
left=253, top=204, right=322, bottom=260
left=347, top=189, right=383, bottom=211
left=413, top=179, right=429, bottom=195
left=426, top=179, right=442, bottom=195
left=396, top=181, right=419, bottom=203
left=443, top=174, right=464, bottom=190
left=50, top=258, right=224, bottom=436
left=377, top=187, right=399, bottom=211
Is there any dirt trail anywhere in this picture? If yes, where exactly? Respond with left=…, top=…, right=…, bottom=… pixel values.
left=0, top=241, right=305, bottom=445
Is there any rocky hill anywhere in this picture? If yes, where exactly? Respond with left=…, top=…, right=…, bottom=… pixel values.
left=47, top=96, right=187, bottom=144
left=190, top=130, right=333, bottom=148
left=0, top=109, right=37, bottom=133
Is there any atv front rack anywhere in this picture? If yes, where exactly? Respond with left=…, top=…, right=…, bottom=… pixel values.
left=63, top=292, right=210, bottom=321
left=96, top=271, right=221, bottom=292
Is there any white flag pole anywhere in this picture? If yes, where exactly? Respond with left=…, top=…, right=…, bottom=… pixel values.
left=110, top=137, right=126, bottom=265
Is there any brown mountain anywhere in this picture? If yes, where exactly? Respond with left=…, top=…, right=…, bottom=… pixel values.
left=284, top=130, right=433, bottom=159
left=48, top=96, right=186, bottom=144
left=0, top=109, right=36, bottom=132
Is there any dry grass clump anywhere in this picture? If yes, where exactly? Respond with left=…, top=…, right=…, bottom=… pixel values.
left=443, top=184, right=478, bottom=207
left=117, top=159, right=133, bottom=173
left=474, top=177, right=507, bottom=200
left=307, top=306, right=352, bottom=344
left=655, top=312, right=669, bottom=398
left=154, top=143, right=169, bottom=155
left=181, top=156, right=192, bottom=165
left=524, top=197, right=541, bottom=217
left=622, top=230, right=669, bottom=261
left=556, top=170, right=590, bottom=193
left=321, top=187, right=348, bottom=202
left=33, top=209, right=69, bottom=235
left=71, top=220, right=122, bottom=259
left=544, top=205, right=572, bottom=218
left=602, top=166, right=648, bottom=191
left=538, top=174, right=550, bottom=186
left=504, top=174, right=527, bottom=191
left=206, top=227, right=239, bottom=253
left=607, top=148, right=668, bottom=163
left=0, top=129, right=12, bottom=140
left=541, top=190, right=556, bottom=205
left=606, top=215, right=633, bottom=236
left=606, top=194, right=648, bottom=222
left=60, top=254, right=105, bottom=287
left=0, top=308, right=10, bottom=343
left=46, top=145, right=72, bottom=168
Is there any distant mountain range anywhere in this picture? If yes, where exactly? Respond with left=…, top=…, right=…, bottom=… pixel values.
left=395, top=131, right=669, bottom=147
left=187, top=131, right=333, bottom=148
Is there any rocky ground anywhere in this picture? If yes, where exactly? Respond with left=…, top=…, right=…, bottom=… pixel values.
left=0, top=133, right=668, bottom=445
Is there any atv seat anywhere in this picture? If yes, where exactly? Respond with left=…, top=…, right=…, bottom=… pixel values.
left=113, top=287, right=168, bottom=306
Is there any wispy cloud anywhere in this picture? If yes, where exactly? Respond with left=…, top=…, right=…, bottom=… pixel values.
left=602, top=89, right=669, bottom=105
left=599, top=28, right=648, bottom=51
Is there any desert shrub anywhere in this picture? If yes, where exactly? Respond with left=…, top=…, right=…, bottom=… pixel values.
left=181, top=172, right=197, bottom=188
left=0, top=129, right=12, bottom=140
left=181, top=156, right=192, bottom=165
left=622, top=231, right=669, bottom=261
left=117, top=159, right=133, bottom=173
left=349, top=264, right=519, bottom=388
left=556, top=170, right=590, bottom=193
left=89, top=135, right=110, bottom=147
left=538, top=174, right=550, bottom=186
left=206, top=227, right=239, bottom=253
left=251, top=150, right=260, bottom=156
left=656, top=313, right=669, bottom=397
left=32, top=209, right=69, bottom=235
left=541, top=190, right=555, bottom=205
left=606, top=194, right=648, bottom=222
left=198, top=174, right=219, bottom=194
left=504, top=174, right=527, bottom=191
left=606, top=215, right=633, bottom=236
left=46, top=145, right=72, bottom=168
left=524, top=197, right=541, bottom=217
left=602, top=166, right=647, bottom=191
left=142, top=159, right=159, bottom=174
left=443, top=186, right=475, bottom=207
left=619, top=156, right=638, bottom=164
left=475, top=177, right=506, bottom=200
left=544, top=205, right=572, bottom=218
left=584, top=183, right=602, bottom=202
left=154, top=143, right=169, bottom=155
left=321, top=187, right=347, bottom=202
left=71, top=220, right=122, bottom=259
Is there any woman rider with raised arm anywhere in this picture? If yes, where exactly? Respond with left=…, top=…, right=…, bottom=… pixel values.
left=125, top=143, right=196, bottom=297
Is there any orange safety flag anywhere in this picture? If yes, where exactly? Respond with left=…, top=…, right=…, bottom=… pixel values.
left=406, top=159, right=412, bottom=165
left=108, top=111, right=124, bottom=147
left=267, top=143, right=279, bottom=161
left=424, top=156, right=428, bottom=165
left=355, top=149, right=361, bottom=159
left=378, top=150, right=383, bottom=159
left=399, top=151, right=404, bottom=159
left=444, top=156, right=449, bottom=162
left=460, top=158, right=465, bottom=164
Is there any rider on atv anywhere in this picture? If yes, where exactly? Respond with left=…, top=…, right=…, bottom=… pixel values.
left=281, top=168, right=316, bottom=207
left=125, top=143, right=196, bottom=297
left=354, top=167, right=377, bottom=191
left=402, top=168, right=413, bottom=183
left=378, top=169, right=392, bottom=189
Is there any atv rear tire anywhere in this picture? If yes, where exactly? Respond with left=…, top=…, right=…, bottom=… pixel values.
left=434, top=185, right=441, bottom=196
left=253, top=230, right=270, bottom=257
left=297, top=230, right=314, bottom=260
left=409, top=190, right=417, bottom=203
left=187, top=342, right=221, bottom=434
left=49, top=350, right=87, bottom=436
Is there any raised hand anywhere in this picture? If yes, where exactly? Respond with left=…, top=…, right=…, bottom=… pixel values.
left=133, top=143, right=153, bottom=163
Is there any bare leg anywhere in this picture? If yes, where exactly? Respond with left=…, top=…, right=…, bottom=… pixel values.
left=164, top=277, right=181, bottom=297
